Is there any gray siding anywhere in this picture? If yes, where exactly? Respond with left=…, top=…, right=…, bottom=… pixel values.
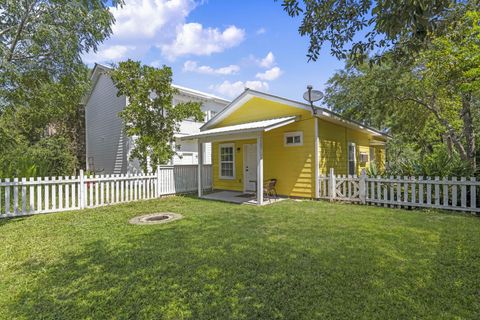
left=85, top=73, right=127, bottom=174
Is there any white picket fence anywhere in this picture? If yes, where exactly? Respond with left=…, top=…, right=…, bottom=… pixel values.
left=319, top=168, right=480, bottom=213
left=0, top=165, right=212, bottom=218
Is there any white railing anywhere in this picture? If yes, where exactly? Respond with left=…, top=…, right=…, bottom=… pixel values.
left=319, top=168, right=480, bottom=213
left=0, top=165, right=212, bottom=218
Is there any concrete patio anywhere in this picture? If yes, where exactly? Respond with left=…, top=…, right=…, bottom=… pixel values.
left=202, top=191, right=285, bottom=205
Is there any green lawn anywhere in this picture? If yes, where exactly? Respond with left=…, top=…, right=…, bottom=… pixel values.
left=1, top=197, right=479, bottom=319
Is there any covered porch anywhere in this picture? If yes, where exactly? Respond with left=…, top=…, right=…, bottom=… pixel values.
left=202, top=190, right=285, bottom=205
left=181, top=116, right=297, bottom=205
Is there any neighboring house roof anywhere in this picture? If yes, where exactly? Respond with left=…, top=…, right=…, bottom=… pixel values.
left=181, top=116, right=297, bottom=141
left=83, top=63, right=230, bottom=106
left=201, top=88, right=390, bottom=139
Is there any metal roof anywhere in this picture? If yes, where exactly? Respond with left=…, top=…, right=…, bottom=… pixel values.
left=180, top=116, right=297, bottom=141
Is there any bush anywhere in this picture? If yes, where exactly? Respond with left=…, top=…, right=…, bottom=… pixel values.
left=0, top=136, right=77, bottom=178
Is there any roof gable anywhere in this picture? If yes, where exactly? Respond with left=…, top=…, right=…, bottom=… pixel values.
left=203, top=90, right=311, bottom=129
left=202, top=89, right=389, bottom=139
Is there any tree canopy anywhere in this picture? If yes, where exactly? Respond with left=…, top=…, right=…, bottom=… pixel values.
left=324, top=11, right=480, bottom=176
left=0, top=0, right=123, bottom=177
left=280, top=0, right=477, bottom=62
left=110, top=60, right=204, bottom=172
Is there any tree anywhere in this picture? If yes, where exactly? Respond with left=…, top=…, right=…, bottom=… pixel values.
left=1, top=0, right=124, bottom=103
left=110, top=60, right=204, bottom=172
left=324, top=11, right=480, bottom=175
left=279, top=0, right=476, bottom=62
left=0, top=0, right=124, bottom=176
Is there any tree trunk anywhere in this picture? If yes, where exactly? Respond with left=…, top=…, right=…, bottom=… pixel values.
left=461, top=93, right=476, bottom=173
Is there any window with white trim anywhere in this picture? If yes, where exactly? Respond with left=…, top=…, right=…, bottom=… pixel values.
left=219, top=143, right=235, bottom=179
left=284, top=131, right=303, bottom=147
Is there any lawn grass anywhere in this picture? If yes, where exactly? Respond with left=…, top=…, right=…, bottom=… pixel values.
left=1, top=197, right=479, bottom=319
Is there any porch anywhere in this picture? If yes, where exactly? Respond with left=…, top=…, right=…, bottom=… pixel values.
left=202, top=190, right=285, bottom=205
left=181, top=116, right=298, bottom=205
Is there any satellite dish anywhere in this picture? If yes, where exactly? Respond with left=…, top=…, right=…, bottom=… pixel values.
left=303, top=85, right=323, bottom=114
left=303, top=88, right=323, bottom=103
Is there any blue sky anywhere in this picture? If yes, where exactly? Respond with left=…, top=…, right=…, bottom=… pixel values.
left=83, top=0, right=346, bottom=101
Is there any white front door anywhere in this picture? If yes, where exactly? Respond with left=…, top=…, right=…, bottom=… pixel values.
left=244, top=144, right=257, bottom=192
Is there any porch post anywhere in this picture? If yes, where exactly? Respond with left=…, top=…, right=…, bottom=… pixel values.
left=257, top=133, right=264, bottom=205
left=314, top=117, right=320, bottom=199
left=197, top=140, right=203, bottom=197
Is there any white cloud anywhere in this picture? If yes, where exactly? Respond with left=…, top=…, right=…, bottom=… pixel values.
left=149, top=60, right=163, bottom=68
left=210, top=80, right=269, bottom=98
left=259, top=51, right=275, bottom=68
left=110, top=0, right=195, bottom=40
left=82, top=0, right=244, bottom=64
left=256, top=66, right=283, bottom=81
left=256, top=27, right=266, bottom=35
left=183, top=60, right=240, bottom=75
left=161, top=24, right=245, bottom=60
left=83, top=45, right=133, bottom=63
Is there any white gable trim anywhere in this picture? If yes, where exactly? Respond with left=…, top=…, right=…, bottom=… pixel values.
left=200, top=89, right=311, bottom=130
left=201, top=88, right=390, bottom=139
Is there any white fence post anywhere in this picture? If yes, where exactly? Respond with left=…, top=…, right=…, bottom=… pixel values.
left=359, top=169, right=366, bottom=204
left=156, top=165, right=161, bottom=198
left=329, top=168, right=336, bottom=201
left=79, top=170, right=85, bottom=209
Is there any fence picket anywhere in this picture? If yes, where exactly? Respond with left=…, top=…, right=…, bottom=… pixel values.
left=471, top=177, right=477, bottom=211
left=443, top=177, right=449, bottom=206
left=13, top=178, right=19, bottom=214
left=21, top=177, right=27, bottom=214
left=452, top=177, right=458, bottom=206
left=411, top=176, right=416, bottom=205
left=65, top=176, right=70, bottom=210
left=426, top=177, right=432, bottom=205
left=461, top=177, right=467, bottom=208
left=29, top=177, right=35, bottom=214
left=51, top=177, right=57, bottom=211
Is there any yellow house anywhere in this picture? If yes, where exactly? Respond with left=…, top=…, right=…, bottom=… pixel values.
left=182, top=89, right=388, bottom=204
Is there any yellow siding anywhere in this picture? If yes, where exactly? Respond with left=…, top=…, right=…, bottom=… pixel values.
left=212, top=139, right=256, bottom=191
left=264, top=119, right=316, bottom=198
left=215, top=97, right=311, bottom=127
left=318, top=119, right=386, bottom=175
left=209, top=96, right=386, bottom=198
left=211, top=97, right=316, bottom=198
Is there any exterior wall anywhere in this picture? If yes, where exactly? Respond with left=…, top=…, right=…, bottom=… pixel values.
left=86, top=68, right=229, bottom=174
left=85, top=73, right=127, bottom=174
left=264, top=118, right=316, bottom=198
left=211, top=97, right=316, bottom=198
left=214, top=97, right=310, bottom=127
left=318, top=119, right=386, bottom=175
left=212, top=139, right=257, bottom=192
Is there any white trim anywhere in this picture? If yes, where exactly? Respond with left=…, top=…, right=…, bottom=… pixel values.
left=182, top=116, right=297, bottom=141
left=284, top=131, right=303, bottom=147
left=348, top=142, right=356, bottom=175
left=257, top=134, right=264, bottom=205
left=218, top=143, right=236, bottom=180
left=201, top=89, right=389, bottom=140
left=198, top=141, right=203, bottom=197
left=243, top=143, right=257, bottom=193
left=201, top=90, right=309, bottom=130
left=314, top=118, right=319, bottom=199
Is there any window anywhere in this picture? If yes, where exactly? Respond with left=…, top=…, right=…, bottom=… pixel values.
left=219, top=143, right=235, bottom=179
left=369, top=146, right=375, bottom=162
left=284, top=131, right=303, bottom=147
left=348, top=142, right=356, bottom=175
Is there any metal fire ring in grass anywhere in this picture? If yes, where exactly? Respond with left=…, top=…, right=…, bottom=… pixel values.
left=129, top=212, right=183, bottom=225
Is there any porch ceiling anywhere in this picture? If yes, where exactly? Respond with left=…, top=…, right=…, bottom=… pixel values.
left=180, top=116, right=297, bottom=142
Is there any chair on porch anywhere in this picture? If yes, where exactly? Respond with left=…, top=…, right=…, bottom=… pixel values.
left=263, top=179, right=278, bottom=202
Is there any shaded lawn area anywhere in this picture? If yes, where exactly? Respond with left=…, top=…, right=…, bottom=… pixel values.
left=0, top=197, right=479, bottom=319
